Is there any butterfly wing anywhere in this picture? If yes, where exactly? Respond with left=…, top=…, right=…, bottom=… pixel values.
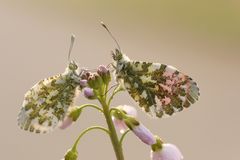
left=17, top=74, right=79, bottom=133
left=119, top=61, right=200, bottom=118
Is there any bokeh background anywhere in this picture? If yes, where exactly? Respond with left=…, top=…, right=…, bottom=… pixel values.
left=0, top=0, right=240, bottom=159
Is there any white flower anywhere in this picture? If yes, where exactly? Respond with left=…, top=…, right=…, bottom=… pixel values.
left=151, top=143, right=183, bottom=160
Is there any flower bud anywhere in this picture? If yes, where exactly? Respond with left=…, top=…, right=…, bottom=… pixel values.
left=59, top=116, right=73, bottom=130
left=112, top=116, right=128, bottom=134
left=151, top=136, right=163, bottom=151
left=87, top=73, right=104, bottom=90
left=80, top=71, right=91, bottom=80
left=117, top=105, right=137, bottom=117
left=83, top=87, right=96, bottom=99
left=79, top=79, right=88, bottom=88
left=86, top=73, right=96, bottom=88
left=63, top=148, right=78, bottom=160
left=130, top=123, right=156, bottom=145
left=98, top=65, right=108, bottom=74
left=69, top=107, right=82, bottom=121
left=97, top=65, right=111, bottom=84
left=59, top=107, right=82, bottom=129
left=123, top=117, right=140, bottom=130
left=112, top=105, right=137, bottom=134
left=150, top=143, right=183, bottom=160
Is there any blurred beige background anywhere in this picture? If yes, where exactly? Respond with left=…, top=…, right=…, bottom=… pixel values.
left=0, top=0, right=240, bottom=159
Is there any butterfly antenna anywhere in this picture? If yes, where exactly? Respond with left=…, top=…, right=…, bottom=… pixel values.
left=101, top=21, right=121, bottom=51
left=68, top=34, right=76, bottom=61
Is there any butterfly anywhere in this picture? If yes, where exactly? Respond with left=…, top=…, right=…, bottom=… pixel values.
left=112, top=50, right=200, bottom=118
left=101, top=22, right=200, bottom=118
left=17, top=35, right=82, bottom=133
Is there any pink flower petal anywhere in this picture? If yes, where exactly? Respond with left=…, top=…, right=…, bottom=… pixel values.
left=112, top=105, right=137, bottom=134
left=112, top=117, right=128, bottom=134
left=59, top=116, right=73, bottom=130
left=151, top=143, right=183, bottom=160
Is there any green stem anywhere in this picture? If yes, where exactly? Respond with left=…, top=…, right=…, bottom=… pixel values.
left=107, top=84, right=123, bottom=106
left=72, top=126, right=110, bottom=150
left=119, top=129, right=131, bottom=146
left=99, top=98, right=125, bottom=160
left=76, top=104, right=103, bottom=113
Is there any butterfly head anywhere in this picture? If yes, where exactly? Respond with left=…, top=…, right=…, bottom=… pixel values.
left=112, top=49, right=130, bottom=62
left=112, top=49, right=123, bottom=61
left=112, top=49, right=131, bottom=79
left=68, top=60, right=78, bottom=71
left=64, top=60, right=80, bottom=79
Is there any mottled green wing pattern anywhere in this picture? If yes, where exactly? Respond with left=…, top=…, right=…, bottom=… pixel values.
left=120, top=61, right=200, bottom=118
left=17, top=73, right=79, bottom=133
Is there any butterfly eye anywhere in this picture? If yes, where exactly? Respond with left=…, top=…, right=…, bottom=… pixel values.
left=69, top=61, right=78, bottom=70
left=112, top=49, right=123, bottom=61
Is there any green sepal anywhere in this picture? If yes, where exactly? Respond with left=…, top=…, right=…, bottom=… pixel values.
left=151, top=136, right=163, bottom=152
left=111, top=108, right=127, bottom=120
left=100, top=71, right=111, bottom=85
left=64, top=148, right=78, bottom=160
left=88, top=74, right=104, bottom=90
left=123, top=117, right=140, bottom=130
left=111, top=110, right=123, bottom=120
left=69, top=107, right=82, bottom=121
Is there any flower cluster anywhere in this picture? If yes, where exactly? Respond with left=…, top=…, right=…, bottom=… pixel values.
left=59, top=65, right=184, bottom=160
left=18, top=26, right=199, bottom=160
left=60, top=65, right=111, bottom=129
left=80, top=65, right=111, bottom=99
left=112, top=105, right=183, bottom=160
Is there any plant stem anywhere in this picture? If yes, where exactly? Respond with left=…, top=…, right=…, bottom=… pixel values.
left=119, top=129, right=131, bottom=146
left=99, top=98, right=125, bottom=160
left=107, top=84, right=123, bottom=106
left=76, top=104, right=103, bottom=113
left=72, top=126, right=110, bottom=150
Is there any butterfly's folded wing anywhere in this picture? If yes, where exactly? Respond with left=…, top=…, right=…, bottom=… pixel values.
left=17, top=74, right=79, bottom=133
left=121, top=61, right=200, bottom=118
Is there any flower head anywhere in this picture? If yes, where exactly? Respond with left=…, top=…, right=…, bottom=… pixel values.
left=97, top=65, right=111, bottom=84
left=151, top=143, right=183, bottom=160
left=97, top=65, right=109, bottom=74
